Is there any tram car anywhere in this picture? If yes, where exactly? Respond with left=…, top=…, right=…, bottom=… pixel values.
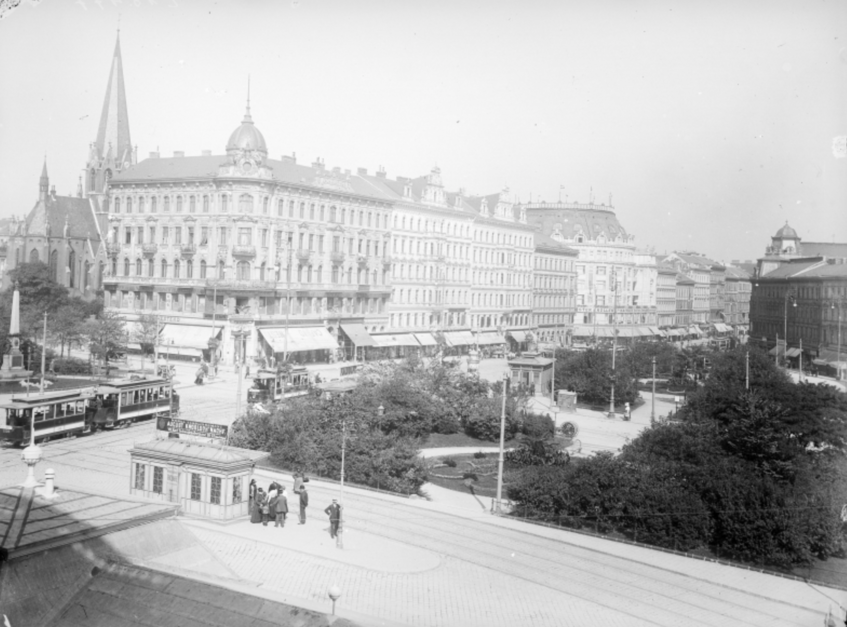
left=88, top=377, right=179, bottom=430
left=247, top=366, right=311, bottom=404
left=0, top=377, right=179, bottom=446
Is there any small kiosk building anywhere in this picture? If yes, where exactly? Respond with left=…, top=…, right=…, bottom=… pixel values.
left=507, top=353, right=554, bottom=396
left=129, top=439, right=267, bottom=520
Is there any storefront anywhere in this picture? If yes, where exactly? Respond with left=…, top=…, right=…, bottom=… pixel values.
left=258, top=326, right=340, bottom=365
left=339, top=323, right=375, bottom=361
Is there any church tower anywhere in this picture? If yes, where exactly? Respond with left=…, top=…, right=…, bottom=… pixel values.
left=85, top=33, right=134, bottom=198
left=39, top=159, right=49, bottom=203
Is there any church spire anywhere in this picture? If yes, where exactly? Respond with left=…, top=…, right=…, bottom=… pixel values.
left=39, top=158, right=49, bottom=202
left=95, top=32, right=132, bottom=169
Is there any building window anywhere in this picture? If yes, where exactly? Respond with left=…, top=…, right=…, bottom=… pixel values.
left=176, top=196, right=183, bottom=212
left=126, top=197, right=133, bottom=214
left=151, top=197, right=157, bottom=212
left=238, top=228, right=252, bottom=246
left=200, top=260, right=207, bottom=278
left=221, top=195, right=228, bottom=212
left=174, top=260, right=181, bottom=278
left=201, top=227, right=209, bottom=245
left=189, top=195, right=196, bottom=213
left=190, top=473, right=201, bottom=501
left=148, top=259, right=154, bottom=277
left=262, top=197, right=269, bottom=215
left=134, top=464, right=145, bottom=490
left=114, top=197, right=121, bottom=213
left=123, top=258, right=130, bottom=276
left=239, top=193, right=253, bottom=213
left=135, top=259, right=142, bottom=276
left=203, top=195, right=209, bottom=212
left=330, top=206, right=337, bottom=222
left=164, top=196, right=170, bottom=212
left=161, top=259, right=168, bottom=278
left=309, top=204, right=315, bottom=220
left=210, top=476, right=222, bottom=505
left=219, top=227, right=228, bottom=245
left=237, top=261, right=250, bottom=280
left=152, top=466, right=163, bottom=494
left=186, top=260, right=193, bottom=278
left=232, top=477, right=242, bottom=504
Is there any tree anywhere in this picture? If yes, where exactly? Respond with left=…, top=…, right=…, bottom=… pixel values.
left=553, top=348, right=638, bottom=407
left=133, top=313, right=160, bottom=357
left=50, top=299, right=89, bottom=356
left=83, top=310, right=127, bottom=368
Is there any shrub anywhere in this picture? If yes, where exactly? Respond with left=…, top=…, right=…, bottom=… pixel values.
left=51, top=357, right=91, bottom=375
left=473, top=450, right=487, bottom=459
left=463, top=397, right=521, bottom=441
left=442, top=457, right=458, bottom=468
left=462, top=471, right=479, bottom=482
left=522, top=412, right=555, bottom=440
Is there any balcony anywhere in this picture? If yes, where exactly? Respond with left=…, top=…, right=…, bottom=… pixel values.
left=382, top=256, right=392, bottom=267
left=106, top=243, right=121, bottom=258
left=296, top=249, right=312, bottom=263
left=232, top=245, right=256, bottom=258
left=180, top=244, right=197, bottom=257
left=142, top=243, right=158, bottom=257
left=357, top=255, right=368, bottom=267
left=330, top=252, right=345, bottom=264
left=205, top=278, right=277, bottom=291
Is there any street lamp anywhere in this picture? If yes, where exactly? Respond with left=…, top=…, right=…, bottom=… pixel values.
left=609, top=269, right=619, bottom=417
left=829, top=300, right=844, bottom=381
left=495, top=370, right=508, bottom=515
left=781, top=288, right=796, bottom=366
left=650, top=356, right=656, bottom=426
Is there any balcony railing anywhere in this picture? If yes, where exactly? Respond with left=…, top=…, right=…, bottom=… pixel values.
left=181, top=244, right=197, bottom=257
left=330, top=252, right=345, bottom=264
left=232, top=245, right=256, bottom=258
left=296, top=249, right=312, bottom=262
left=357, top=255, right=368, bottom=266
left=141, top=243, right=158, bottom=256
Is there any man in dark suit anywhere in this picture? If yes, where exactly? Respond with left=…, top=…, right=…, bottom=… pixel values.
left=274, top=488, right=288, bottom=527
left=298, top=487, right=309, bottom=524
left=324, top=499, right=342, bottom=539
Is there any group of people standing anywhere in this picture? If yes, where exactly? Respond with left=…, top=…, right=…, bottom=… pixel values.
left=249, top=473, right=309, bottom=527
left=248, top=472, right=344, bottom=539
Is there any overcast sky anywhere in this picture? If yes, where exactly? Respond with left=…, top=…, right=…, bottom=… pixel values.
left=1, top=0, right=844, bottom=262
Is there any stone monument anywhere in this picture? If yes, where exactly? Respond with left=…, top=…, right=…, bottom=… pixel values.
left=0, top=283, right=33, bottom=381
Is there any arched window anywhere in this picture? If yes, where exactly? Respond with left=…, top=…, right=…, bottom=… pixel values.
left=138, top=197, right=145, bottom=213
left=218, top=260, right=225, bottom=279
left=221, top=195, right=228, bottom=212
left=259, top=262, right=266, bottom=281
left=67, top=250, right=76, bottom=287
left=299, top=202, right=305, bottom=218
left=342, top=207, right=347, bottom=223
left=367, top=212, right=372, bottom=227
left=309, top=204, right=315, bottom=220
left=278, top=199, right=284, bottom=217
left=203, top=195, right=209, bottom=212
left=262, top=197, right=269, bottom=214
left=148, top=259, right=154, bottom=277
left=88, top=169, right=96, bottom=192
left=29, top=249, right=39, bottom=263
left=176, top=196, right=183, bottom=212
left=161, top=259, right=168, bottom=278
left=330, top=206, right=337, bottom=222
left=319, top=205, right=325, bottom=221
left=151, top=197, right=157, bottom=212
left=237, top=261, right=250, bottom=280
left=189, top=196, right=196, bottom=213
left=126, top=198, right=132, bottom=214
left=50, top=251, right=59, bottom=281
left=123, top=258, right=130, bottom=276
left=173, top=260, right=181, bottom=278
left=239, top=194, right=253, bottom=213
left=164, top=196, right=170, bottom=212
left=84, top=261, right=90, bottom=290
left=315, top=265, right=322, bottom=283
left=114, top=198, right=121, bottom=213
left=186, top=260, right=193, bottom=278
left=135, top=258, right=141, bottom=276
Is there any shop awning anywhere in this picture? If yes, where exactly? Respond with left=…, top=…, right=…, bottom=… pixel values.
left=371, top=333, right=418, bottom=347
left=637, top=326, right=653, bottom=337
left=442, top=331, right=476, bottom=347
left=340, top=323, right=375, bottom=347
left=508, top=330, right=527, bottom=343
left=572, top=326, right=594, bottom=337
left=648, top=326, right=663, bottom=336
left=688, top=326, right=702, bottom=336
left=414, top=333, right=438, bottom=346
left=259, top=327, right=338, bottom=353
left=769, top=345, right=786, bottom=356
left=785, top=347, right=802, bottom=358
left=477, top=332, right=507, bottom=345
left=160, top=324, right=221, bottom=349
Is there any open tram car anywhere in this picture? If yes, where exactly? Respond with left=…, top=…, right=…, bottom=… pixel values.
left=246, top=366, right=311, bottom=405
left=0, top=377, right=179, bottom=446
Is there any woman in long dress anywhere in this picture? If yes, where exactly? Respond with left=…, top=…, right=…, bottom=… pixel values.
left=250, top=488, right=265, bottom=524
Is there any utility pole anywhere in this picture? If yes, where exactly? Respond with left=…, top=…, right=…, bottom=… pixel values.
left=40, top=312, right=47, bottom=394
left=337, top=415, right=346, bottom=549
left=609, top=269, right=619, bottom=417
left=495, top=371, right=508, bottom=515
left=284, top=237, right=293, bottom=363
left=745, top=349, right=750, bottom=390
left=650, top=356, right=656, bottom=425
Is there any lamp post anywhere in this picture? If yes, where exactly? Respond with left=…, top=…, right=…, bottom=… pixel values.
left=650, top=356, right=656, bottom=426
left=495, top=370, right=508, bottom=515
left=830, top=300, right=844, bottom=381
left=609, top=269, right=619, bottom=417
left=783, top=288, right=796, bottom=367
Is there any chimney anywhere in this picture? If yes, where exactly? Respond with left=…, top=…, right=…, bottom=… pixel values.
left=357, top=167, right=368, bottom=176
left=376, top=166, right=386, bottom=179
left=312, top=158, right=324, bottom=170
left=332, top=166, right=341, bottom=174
left=344, top=169, right=351, bottom=176
left=281, top=155, right=296, bottom=164
left=149, top=152, right=160, bottom=159
left=173, top=151, right=185, bottom=158
left=201, top=150, right=212, bottom=156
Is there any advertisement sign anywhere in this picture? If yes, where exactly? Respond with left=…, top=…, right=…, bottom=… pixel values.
left=157, top=416, right=228, bottom=439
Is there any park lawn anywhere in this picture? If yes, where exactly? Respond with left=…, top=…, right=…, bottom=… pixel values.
left=426, top=451, right=505, bottom=499
left=422, top=431, right=517, bottom=449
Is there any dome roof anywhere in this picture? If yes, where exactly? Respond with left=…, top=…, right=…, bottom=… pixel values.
left=525, top=204, right=630, bottom=243
left=774, top=222, right=799, bottom=239
left=226, top=105, right=267, bottom=156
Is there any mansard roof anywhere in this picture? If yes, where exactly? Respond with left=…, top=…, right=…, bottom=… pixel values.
left=534, top=231, right=578, bottom=256
left=524, top=203, right=630, bottom=242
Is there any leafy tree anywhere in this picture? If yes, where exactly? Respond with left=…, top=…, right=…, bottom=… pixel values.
left=83, top=310, right=127, bottom=367
left=6, top=262, right=69, bottom=318
left=622, top=341, right=678, bottom=380
left=50, top=299, right=89, bottom=356
left=553, top=348, right=638, bottom=407
left=133, top=313, right=161, bottom=357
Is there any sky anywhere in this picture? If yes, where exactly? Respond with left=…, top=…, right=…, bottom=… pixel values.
left=1, top=0, right=845, bottom=263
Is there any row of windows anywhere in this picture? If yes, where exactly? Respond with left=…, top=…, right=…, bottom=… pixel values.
left=393, top=288, right=468, bottom=306
left=393, top=215, right=471, bottom=238
left=112, top=193, right=389, bottom=229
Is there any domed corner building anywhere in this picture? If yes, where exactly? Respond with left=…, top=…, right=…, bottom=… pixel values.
left=522, top=199, right=657, bottom=344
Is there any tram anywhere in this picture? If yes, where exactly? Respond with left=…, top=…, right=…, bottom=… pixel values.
left=247, top=366, right=311, bottom=404
left=0, top=377, right=178, bottom=446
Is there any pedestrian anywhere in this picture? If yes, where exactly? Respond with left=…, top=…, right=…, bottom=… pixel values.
left=258, top=489, right=270, bottom=526
left=293, top=472, right=303, bottom=495
left=298, top=486, right=309, bottom=524
left=248, top=478, right=257, bottom=509
left=250, top=487, right=264, bottom=524
left=324, top=498, right=342, bottom=539
left=267, top=488, right=278, bottom=525
left=246, top=363, right=251, bottom=378
left=234, top=359, right=240, bottom=374
left=275, top=487, right=288, bottom=527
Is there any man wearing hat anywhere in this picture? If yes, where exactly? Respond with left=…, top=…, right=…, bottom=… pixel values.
left=324, top=498, right=342, bottom=539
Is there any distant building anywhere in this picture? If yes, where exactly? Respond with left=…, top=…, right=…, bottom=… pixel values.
left=663, top=252, right=712, bottom=325
left=656, top=262, right=678, bottom=329
left=531, top=232, right=578, bottom=346
left=756, top=222, right=847, bottom=278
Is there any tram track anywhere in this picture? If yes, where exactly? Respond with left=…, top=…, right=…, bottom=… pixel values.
left=307, top=487, right=823, bottom=627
